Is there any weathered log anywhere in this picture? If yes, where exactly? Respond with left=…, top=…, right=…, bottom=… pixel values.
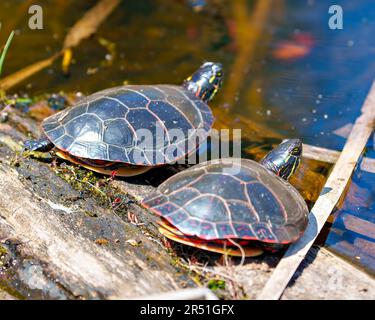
left=281, top=246, right=375, bottom=299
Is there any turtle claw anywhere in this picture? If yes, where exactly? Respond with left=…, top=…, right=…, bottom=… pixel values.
left=24, top=139, right=54, bottom=152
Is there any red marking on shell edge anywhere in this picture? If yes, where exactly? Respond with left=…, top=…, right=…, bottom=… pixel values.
left=111, top=170, right=118, bottom=179
left=221, top=233, right=237, bottom=238
left=141, top=200, right=303, bottom=245
left=54, top=143, right=206, bottom=167
left=140, top=202, right=163, bottom=217
left=51, top=138, right=209, bottom=167
left=161, top=215, right=255, bottom=242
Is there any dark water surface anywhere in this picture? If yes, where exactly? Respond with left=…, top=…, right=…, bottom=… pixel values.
left=0, top=0, right=374, bottom=274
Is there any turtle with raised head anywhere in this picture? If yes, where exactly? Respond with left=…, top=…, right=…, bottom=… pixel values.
left=142, top=139, right=309, bottom=257
left=24, top=62, right=223, bottom=176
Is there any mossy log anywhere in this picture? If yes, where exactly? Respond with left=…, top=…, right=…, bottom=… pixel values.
left=0, top=107, right=374, bottom=300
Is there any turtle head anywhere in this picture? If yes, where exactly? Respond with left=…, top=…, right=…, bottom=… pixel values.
left=260, top=139, right=302, bottom=180
left=183, top=62, right=223, bottom=102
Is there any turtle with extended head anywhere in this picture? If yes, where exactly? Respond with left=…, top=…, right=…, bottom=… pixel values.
left=24, top=62, right=223, bottom=176
left=142, top=139, right=308, bottom=257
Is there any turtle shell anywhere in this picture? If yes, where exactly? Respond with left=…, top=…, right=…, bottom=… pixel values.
left=41, top=85, right=214, bottom=166
left=142, top=158, right=309, bottom=244
left=157, top=218, right=264, bottom=257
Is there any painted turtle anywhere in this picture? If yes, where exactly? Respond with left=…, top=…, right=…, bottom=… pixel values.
left=142, top=139, right=309, bottom=257
left=24, top=62, right=223, bottom=176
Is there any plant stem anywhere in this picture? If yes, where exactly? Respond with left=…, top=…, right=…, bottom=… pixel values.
left=0, top=29, right=14, bottom=77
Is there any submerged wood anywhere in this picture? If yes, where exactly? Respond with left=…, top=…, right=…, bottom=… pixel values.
left=63, top=0, right=121, bottom=49
left=302, top=143, right=375, bottom=174
left=0, top=53, right=60, bottom=91
left=340, top=214, right=375, bottom=240
left=258, top=80, right=375, bottom=300
left=0, top=0, right=120, bottom=91
left=62, top=0, right=121, bottom=74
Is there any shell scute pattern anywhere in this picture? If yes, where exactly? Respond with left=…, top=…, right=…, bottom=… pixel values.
left=142, top=158, right=309, bottom=243
left=42, top=85, right=213, bottom=165
left=87, top=99, right=127, bottom=120
left=198, top=222, right=217, bottom=238
left=167, top=188, right=200, bottom=207
left=58, top=103, right=87, bottom=123
left=103, top=118, right=133, bottom=147
left=246, top=183, right=286, bottom=225
left=177, top=218, right=201, bottom=235
left=168, top=210, right=190, bottom=225
left=54, top=135, right=75, bottom=151
left=68, top=141, right=90, bottom=158
left=232, top=223, right=256, bottom=238
left=42, top=122, right=60, bottom=132
left=252, top=223, right=278, bottom=242
left=189, top=173, right=249, bottom=202
left=159, top=169, right=204, bottom=193
left=111, top=89, right=149, bottom=108
left=227, top=201, right=258, bottom=223
left=46, top=126, right=65, bottom=142
left=108, top=145, right=129, bottom=162
left=184, top=196, right=228, bottom=222
left=216, top=223, right=236, bottom=238
left=148, top=101, right=193, bottom=133
left=65, top=114, right=102, bottom=142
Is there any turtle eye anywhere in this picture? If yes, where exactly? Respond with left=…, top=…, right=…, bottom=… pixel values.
left=292, top=147, right=300, bottom=155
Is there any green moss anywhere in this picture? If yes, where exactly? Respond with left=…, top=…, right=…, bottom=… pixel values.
left=0, top=282, right=25, bottom=300
left=0, top=245, right=8, bottom=267
left=22, top=150, right=53, bottom=161
left=54, top=164, right=112, bottom=205
left=207, top=278, right=226, bottom=291
left=84, top=210, right=98, bottom=218
left=0, top=245, right=8, bottom=257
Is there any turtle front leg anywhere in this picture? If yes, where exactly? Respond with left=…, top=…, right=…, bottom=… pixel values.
left=24, top=138, right=54, bottom=152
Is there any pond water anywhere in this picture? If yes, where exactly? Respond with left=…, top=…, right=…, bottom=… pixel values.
left=0, top=0, right=374, bottom=274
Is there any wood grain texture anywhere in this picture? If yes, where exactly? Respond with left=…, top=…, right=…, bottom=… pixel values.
left=302, top=143, right=375, bottom=174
